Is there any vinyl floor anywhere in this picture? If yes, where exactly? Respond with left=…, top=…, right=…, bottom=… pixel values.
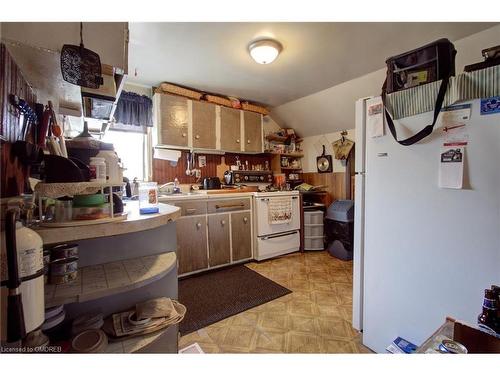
left=178, top=250, right=373, bottom=353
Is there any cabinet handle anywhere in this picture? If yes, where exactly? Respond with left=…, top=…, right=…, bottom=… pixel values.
left=195, top=135, right=200, bottom=139
left=196, top=222, right=202, bottom=229
left=220, top=220, right=226, bottom=226
left=186, top=208, right=197, bottom=214
left=247, top=139, right=251, bottom=144
left=243, top=217, right=248, bottom=223
left=182, top=133, right=187, bottom=138
left=236, top=139, right=240, bottom=143
left=215, top=203, right=245, bottom=209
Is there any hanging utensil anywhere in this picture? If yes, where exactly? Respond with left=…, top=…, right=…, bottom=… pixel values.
left=60, top=22, right=103, bottom=89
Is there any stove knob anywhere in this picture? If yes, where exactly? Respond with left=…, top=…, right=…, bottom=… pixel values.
left=235, top=178, right=240, bottom=182
left=260, top=176, right=264, bottom=181
left=244, top=176, right=249, bottom=181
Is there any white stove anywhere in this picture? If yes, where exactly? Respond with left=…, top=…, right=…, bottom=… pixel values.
left=253, top=190, right=301, bottom=261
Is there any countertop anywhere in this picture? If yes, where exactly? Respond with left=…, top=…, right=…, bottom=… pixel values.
left=34, top=201, right=181, bottom=245
left=158, top=190, right=256, bottom=202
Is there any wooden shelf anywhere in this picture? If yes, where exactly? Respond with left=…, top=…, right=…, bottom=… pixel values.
left=281, top=167, right=302, bottom=171
left=265, top=152, right=304, bottom=158
left=44, top=252, right=177, bottom=308
left=265, top=134, right=303, bottom=143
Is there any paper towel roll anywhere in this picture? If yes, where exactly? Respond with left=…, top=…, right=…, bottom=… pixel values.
left=153, top=148, right=181, bottom=162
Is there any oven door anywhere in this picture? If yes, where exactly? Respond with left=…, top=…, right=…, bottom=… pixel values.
left=255, top=230, right=300, bottom=261
left=254, top=195, right=301, bottom=236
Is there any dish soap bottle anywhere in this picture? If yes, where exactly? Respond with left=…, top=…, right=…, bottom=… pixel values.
left=173, top=178, right=181, bottom=194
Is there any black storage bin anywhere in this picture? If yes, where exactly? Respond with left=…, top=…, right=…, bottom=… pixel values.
left=325, top=200, right=354, bottom=261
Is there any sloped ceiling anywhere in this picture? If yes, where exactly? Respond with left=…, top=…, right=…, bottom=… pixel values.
left=128, top=22, right=495, bottom=106
left=272, top=24, right=500, bottom=136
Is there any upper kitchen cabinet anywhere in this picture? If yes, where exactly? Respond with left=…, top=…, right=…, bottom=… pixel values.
left=220, top=106, right=242, bottom=152
left=155, top=93, right=189, bottom=147
left=192, top=100, right=216, bottom=149
left=153, top=91, right=264, bottom=153
left=243, top=111, right=263, bottom=153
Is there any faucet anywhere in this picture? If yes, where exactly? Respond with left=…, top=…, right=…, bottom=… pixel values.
left=158, top=181, right=175, bottom=191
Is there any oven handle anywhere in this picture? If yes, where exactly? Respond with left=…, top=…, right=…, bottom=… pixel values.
left=261, top=231, right=297, bottom=241
left=260, top=197, right=299, bottom=202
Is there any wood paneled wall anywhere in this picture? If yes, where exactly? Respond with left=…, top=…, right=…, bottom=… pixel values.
left=1, top=43, right=37, bottom=198
left=153, top=151, right=272, bottom=185
left=302, top=172, right=347, bottom=207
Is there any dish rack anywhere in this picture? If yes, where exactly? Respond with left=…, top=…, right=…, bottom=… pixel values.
left=34, top=181, right=127, bottom=227
left=304, top=210, right=325, bottom=251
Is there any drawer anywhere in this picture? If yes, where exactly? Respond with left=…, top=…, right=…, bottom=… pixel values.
left=207, top=198, right=251, bottom=213
left=171, top=201, right=207, bottom=216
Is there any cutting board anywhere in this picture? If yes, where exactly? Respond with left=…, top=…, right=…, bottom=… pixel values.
left=216, top=156, right=229, bottom=180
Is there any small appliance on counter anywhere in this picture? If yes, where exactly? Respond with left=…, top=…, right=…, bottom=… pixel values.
left=202, top=177, right=221, bottom=190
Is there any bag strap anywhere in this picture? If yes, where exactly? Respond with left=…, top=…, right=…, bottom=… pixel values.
left=381, top=75, right=450, bottom=146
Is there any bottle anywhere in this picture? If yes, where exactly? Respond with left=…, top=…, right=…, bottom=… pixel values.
left=173, top=178, right=181, bottom=194
left=478, top=288, right=500, bottom=334
left=96, top=150, right=120, bottom=183
left=492, top=285, right=500, bottom=333
left=89, top=157, right=106, bottom=182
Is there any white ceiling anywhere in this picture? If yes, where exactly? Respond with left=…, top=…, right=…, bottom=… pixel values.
left=128, top=22, right=497, bottom=107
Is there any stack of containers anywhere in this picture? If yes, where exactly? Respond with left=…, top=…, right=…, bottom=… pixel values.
left=72, top=193, right=110, bottom=220
left=303, top=210, right=325, bottom=250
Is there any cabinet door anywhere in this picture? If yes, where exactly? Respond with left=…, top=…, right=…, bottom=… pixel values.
left=231, top=212, right=252, bottom=261
left=176, top=216, right=208, bottom=274
left=208, top=214, right=231, bottom=267
left=243, top=111, right=263, bottom=152
left=192, top=101, right=216, bottom=149
left=158, top=94, right=189, bottom=147
left=220, top=107, right=242, bottom=152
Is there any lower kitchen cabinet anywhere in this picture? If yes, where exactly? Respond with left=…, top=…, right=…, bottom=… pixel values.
left=176, top=216, right=208, bottom=274
left=208, top=213, right=231, bottom=267
left=231, top=211, right=252, bottom=261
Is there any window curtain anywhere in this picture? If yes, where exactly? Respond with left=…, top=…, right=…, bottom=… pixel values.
left=112, top=91, right=153, bottom=132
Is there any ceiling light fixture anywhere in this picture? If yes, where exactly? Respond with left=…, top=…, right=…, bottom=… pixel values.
left=248, top=39, right=282, bottom=65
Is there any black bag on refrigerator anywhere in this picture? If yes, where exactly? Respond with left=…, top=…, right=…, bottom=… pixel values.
left=382, top=38, right=457, bottom=146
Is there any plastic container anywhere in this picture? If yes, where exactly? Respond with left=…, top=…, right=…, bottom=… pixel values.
left=304, top=210, right=324, bottom=224
left=304, top=236, right=325, bottom=251
left=139, top=182, right=159, bottom=214
left=89, top=157, right=106, bottom=182
left=96, top=150, right=121, bottom=183
left=72, top=203, right=110, bottom=220
left=304, top=223, right=324, bottom=237
left=73, top=194, right=106, bottom=207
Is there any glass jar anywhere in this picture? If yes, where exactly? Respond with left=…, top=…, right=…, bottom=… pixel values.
left=138, top=182, right=159, bottom=214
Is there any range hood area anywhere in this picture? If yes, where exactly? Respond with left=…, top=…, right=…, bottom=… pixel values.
left=1, top=22, right=128, bottom=123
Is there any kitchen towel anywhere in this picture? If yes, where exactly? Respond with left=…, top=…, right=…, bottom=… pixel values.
left=268, top=197, right=292, bottom=225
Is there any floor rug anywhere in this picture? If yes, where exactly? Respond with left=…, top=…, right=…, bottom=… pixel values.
left=178, top=265, right=291, bottom=335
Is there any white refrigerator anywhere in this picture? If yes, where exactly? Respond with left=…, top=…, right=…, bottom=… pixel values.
left=353, top=97, right=500, bottom=353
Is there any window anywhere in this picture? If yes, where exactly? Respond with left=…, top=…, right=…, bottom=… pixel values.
left=102, top=130, right=146, bottom=181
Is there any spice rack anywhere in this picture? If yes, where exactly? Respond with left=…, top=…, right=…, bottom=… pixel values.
left=34, top=181, right=127, bottom=227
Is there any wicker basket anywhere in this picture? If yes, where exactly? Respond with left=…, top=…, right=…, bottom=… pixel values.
left=155, top=82, right=203, bottom=100
left=241, top=102, right=269, bottom=115
left=204, top=94, right=233, bottom=108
